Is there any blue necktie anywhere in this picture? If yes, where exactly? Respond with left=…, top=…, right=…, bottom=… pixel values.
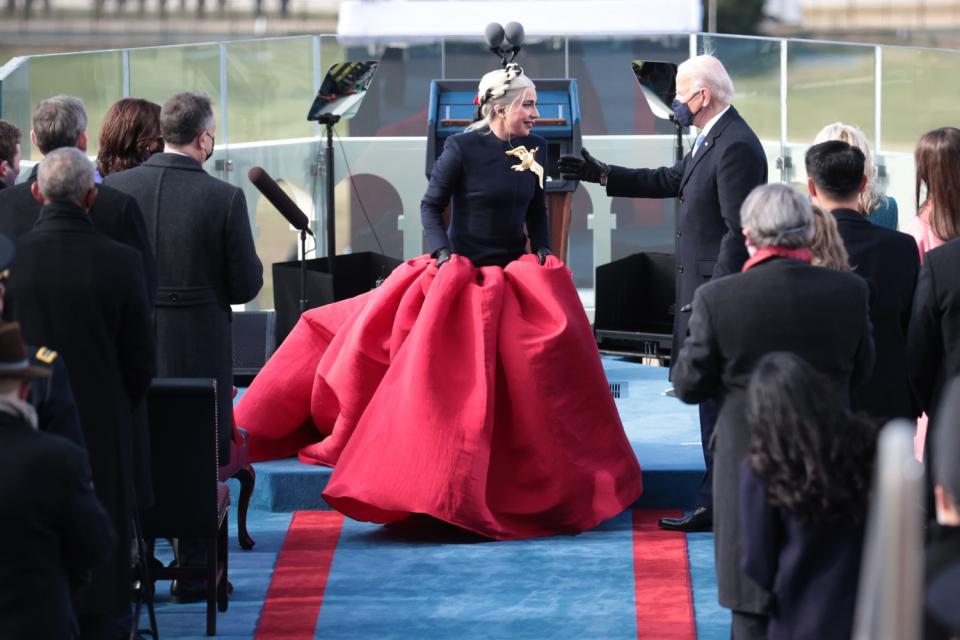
left=692, top=133, right=705, bottom=157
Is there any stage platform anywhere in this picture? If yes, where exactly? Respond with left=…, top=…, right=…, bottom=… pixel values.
left=236, top=357, right=705, bottom=513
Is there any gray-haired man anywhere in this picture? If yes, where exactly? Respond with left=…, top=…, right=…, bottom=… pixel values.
left=671, top=183, right=875, bottom=638
left=4, top=147, right=155, bottom=638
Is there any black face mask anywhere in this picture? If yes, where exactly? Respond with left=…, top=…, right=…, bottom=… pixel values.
left=671, top=90, right=703, bottom=128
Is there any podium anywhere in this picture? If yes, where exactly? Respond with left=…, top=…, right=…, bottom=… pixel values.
left=272, top=252, right=402, bottom=346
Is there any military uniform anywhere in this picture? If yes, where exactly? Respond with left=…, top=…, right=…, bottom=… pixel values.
left=27, top=344, right=86, bottom=448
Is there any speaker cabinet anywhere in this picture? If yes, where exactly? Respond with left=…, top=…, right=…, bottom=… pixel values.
left=594, top=252, right=676, bottom=359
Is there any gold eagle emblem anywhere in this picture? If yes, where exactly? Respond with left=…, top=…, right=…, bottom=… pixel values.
left=505, top=145, right=544, bottom=190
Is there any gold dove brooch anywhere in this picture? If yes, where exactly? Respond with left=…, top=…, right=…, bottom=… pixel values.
left=505, top=145, right=544, bottom=189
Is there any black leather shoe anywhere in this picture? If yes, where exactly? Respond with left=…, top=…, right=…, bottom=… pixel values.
left=658, top=506, right=713, bottom=532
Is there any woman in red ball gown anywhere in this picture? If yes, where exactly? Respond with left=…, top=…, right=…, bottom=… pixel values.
left=235, top=64, right=642, bottom=540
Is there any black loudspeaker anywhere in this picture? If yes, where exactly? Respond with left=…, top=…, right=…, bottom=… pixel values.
left=232, top=310, right=276, bottom=386
left=594, top=252, right=676, bottom=359
left=272, top=252, right=403, bottom=347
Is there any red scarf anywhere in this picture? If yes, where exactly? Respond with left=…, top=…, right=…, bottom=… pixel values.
left=741, top=246, right=813, bottom=272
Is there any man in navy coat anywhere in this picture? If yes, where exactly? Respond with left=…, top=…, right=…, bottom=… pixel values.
left=560, top=55, right=767, bottom=531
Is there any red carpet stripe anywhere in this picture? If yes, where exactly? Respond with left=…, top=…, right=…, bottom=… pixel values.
left=255, top=511, right=345, bottom=639
left=632, top=509, right=697, bottom=640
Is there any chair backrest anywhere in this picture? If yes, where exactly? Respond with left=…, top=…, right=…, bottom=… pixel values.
left=141, top=378, right=221, bottom=539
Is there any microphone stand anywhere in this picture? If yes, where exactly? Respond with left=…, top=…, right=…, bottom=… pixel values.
left=299, top=229, right=308, bottom=313
left=316, top=112, right=341, bottom=279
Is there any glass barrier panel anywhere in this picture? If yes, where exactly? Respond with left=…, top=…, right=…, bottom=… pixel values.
left=785, top=41, right=875, bottom=146
left=880, top=46, right=960, bottom=154
left=225, top=37, right=316, bottom=145
left=27, top=51, right=124, bottom=159
left=341, top=40, right=443, bottom=137
left=698, top=34, right=782, bottom=145
left=0, top=60, right=32, bottom=159
left=129, top=43, right=222, bottom=128
left=567, top=35, right=689, bottom=135
left=443, top=36, right=565, bottom=81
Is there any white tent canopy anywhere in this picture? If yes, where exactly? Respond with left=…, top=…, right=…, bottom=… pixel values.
left=337, top=0, right=703, bottom=42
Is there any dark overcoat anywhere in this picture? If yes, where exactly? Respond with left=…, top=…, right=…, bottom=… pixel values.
left=105, top=153, right=263, bottom=462
left=739, top=462, right=865, bottom=640
left=604, top=106, right=767, bottom=360
left=4, top=203, right=154, bottom=615
left=672, top=257, right=875, bottom=614
left=0, top=410, right=116, bottom=638
left=831, top=207, right=919, bottom=421
left=0, top=164, right=157, bottom=296
left=907, top=237, right=960, bottom=425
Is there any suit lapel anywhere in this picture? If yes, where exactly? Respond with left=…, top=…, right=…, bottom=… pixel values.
left=679, top=106, right=739, bottom=192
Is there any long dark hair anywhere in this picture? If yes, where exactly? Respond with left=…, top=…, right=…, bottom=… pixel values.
left=915, top=127, right=960, bottom=243
left=746, top=352, right=877, bottom=524
left=97, top=97, right=162, bottom=177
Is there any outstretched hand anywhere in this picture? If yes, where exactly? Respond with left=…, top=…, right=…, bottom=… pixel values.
left=557, top=147, right=609, bottom=184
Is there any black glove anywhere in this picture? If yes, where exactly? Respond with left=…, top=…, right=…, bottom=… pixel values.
left=557, top=147, right=609, bottom=184
left=535, top=247, right=552, bottom=265
left=433, top=247, right=452, bottom=268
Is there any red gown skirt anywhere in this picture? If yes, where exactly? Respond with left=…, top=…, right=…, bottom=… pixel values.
left=235, top=254, right=642, bottom=540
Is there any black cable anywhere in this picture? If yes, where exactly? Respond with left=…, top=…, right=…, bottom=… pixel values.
left=332, top=128, right=386, bottom=255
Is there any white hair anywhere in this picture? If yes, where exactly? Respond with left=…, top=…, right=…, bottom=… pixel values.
left=813, top=121, right=887, bottom=215
left=678, top=55, right=735, bottom=105
left=740, top=183, right=814, bottom=249
left=466, top=64, right=536, bottom=133
left=37, top=147, right=94, bottom=204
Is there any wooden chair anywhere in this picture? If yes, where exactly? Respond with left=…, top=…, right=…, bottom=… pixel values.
left=141, top=378, right=230, bottom=636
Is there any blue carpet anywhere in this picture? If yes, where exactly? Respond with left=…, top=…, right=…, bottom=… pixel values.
left=152, top=358, right=728, bottom=638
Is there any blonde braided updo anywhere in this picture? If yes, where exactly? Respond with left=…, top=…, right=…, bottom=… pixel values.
left=466, top=63, right=535, bottom=133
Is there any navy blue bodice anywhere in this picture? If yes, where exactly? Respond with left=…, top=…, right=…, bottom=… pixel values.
left=421, top=129, right=549, bottom=266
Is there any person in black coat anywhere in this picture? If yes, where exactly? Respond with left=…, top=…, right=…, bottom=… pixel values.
left=4, top=147, right=154, bottom=636
left=806, top=140, right=920, bottom=422
left=105, top=91, right=263, bottom=468
left=559, top=55, right=768, bottom=531
left=672, top=183, right=875, bottom=639
left=908, top=237, right=960, bottom=429
left=0, top=320, right=116, bottom=640
left=0, top=231, right=85, bottom=447
left=0, top=321, right=115, bottom=639
left=740, top=352, right=877, bottom=640
left=105, top=91, right=262, bottom=603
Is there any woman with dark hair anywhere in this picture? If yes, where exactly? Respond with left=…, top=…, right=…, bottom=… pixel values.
left=909, top=127, right=960, bottom=261
left=235, top=63, right=642, bottom=540
left=96, top=97, right=163, bottom=178
left=740, top=351, right=877, bottom=640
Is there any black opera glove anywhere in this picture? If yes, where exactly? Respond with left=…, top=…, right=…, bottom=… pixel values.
left=535, top=247, right=552, bottom=266
left=557, top=147, right=609, bottom=184
left=433, top=246, right=452, bottom=268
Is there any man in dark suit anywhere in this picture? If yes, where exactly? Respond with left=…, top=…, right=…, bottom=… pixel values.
left=559, top=55, right=768, bottom=531
left=0, top=232, right=86, bottom=448
left=0, top=119, right=22, bottom=190
left=4, top=147, right=155, bottom=638
left=672, top=183, right=875, bottom=639
left=0, top=320, right=116, bottom=640
left=105, top=91, right=262, bottom=602
left=806, top=140, right=919, bottom=422
left=0, top=95, right=156, bottom=297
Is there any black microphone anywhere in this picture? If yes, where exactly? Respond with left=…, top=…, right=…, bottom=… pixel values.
left=248, top=166, right=314, bottom=236
left=484, top=22, right=505, bottom=50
